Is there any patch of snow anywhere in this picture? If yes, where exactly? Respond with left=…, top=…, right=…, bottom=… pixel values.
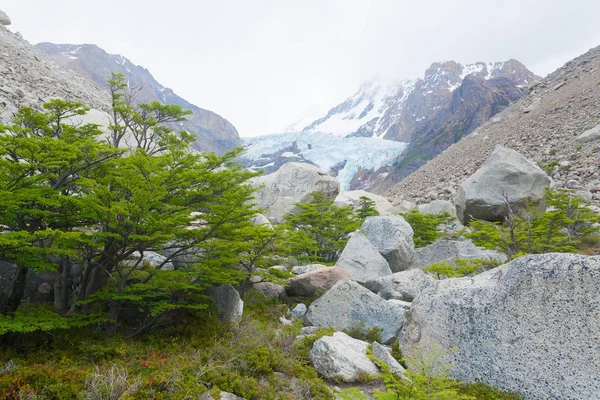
left=305, top=78, right=416, bottom=138
left=243, top=131, right=408, bottom=191
left=280, top=152, right=299, bottom=158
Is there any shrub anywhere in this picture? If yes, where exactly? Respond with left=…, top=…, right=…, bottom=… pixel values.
left=401, top=210, right=453, bottom=248
left=83, top=363, right=140, bottom=400
left=424, top=259, right=502, bottom=279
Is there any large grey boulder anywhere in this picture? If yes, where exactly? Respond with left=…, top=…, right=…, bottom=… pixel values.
left=364, top=269, right=437, bottom=302
left=335, top=190, right=394, bottom=215
left=309, top=332, right=379, bottom=381
left=410, top=239, right=507, bottom=269
left=574, top=123, right=600, bottom=143
left=455, top=145, right=551, bottom=224
left=204, top=284, right=243, bottom=323
left=305, top=280, right=405, bottom=344
left=286, top=266, right=351, bottom=296
left=361, top=215, right=415, bottom=272
left=0, top=10, right=11, bottom=26
left=251, top=162, right=339, bottom=223
left=337, top=231, right=392, bottom=282
left=400, top=253, right=600, bottom=400
left=418, top=200, right=457, bottom=219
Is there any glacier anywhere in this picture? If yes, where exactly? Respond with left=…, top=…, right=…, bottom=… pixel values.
left=243, top=131, right=408, bottom=191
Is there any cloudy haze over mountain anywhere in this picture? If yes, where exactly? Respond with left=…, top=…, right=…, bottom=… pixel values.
left=3, top=0, right=600, bottom=136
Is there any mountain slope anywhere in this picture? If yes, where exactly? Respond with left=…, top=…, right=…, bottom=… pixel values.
left=386, top=45, right=600, bottom=211
left=0, top=26, right=110, bottom=122
left=36, top=43, right=242, bottom=155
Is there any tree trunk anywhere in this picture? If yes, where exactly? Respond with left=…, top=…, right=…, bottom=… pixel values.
left=53, top=258, right=71, bottom=314
left=0, top=265, right=28, bottom=315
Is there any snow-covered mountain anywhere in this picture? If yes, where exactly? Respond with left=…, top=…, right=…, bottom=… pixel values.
left=301, top=60, right=536, bottom=141
left=242, top=132, right=408, bottom=191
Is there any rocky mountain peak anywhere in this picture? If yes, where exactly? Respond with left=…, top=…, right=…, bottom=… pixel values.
left=299, top=59, right=536, bottom=143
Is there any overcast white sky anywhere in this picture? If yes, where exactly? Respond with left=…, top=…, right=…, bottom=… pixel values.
left=3, top=1, right=600, bottom=136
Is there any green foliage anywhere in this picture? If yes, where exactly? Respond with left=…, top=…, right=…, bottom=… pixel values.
left=390, top=339, right=407, bottom=369
left=0, top=83, right=268, bottom=333
left=457, top=382, right=523, bottom=400
left=343, top=322, right=383, bottom=343
left=424, top=259, right=502, bottom=279
left=283, top=192, right=360, bottom=263
left=372, top=345, right=474, bottom=400
left=0, top=304, right=334, bottom=400
left=467, top=189, right=600, bottom=258
left=401, top=210, right=453, bottom=248
left=355, top=196, right=380, bottom=221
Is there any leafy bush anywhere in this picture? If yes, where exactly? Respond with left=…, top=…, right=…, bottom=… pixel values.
left=283, top=192, right=360, bottom=263
left=343, top=322, right=383, bottom=343
left=467, top=189, right=599, bottom=258
left=401, top=210, right=453, bottom=247
left=424, top=259, right=502, bottom=279
left=355, top=196, right=380, bottom=221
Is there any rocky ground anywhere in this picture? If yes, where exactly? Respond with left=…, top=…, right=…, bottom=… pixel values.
left=0, top=25, right=110, bottom=122
left=387, top=45, right=600, bottom=211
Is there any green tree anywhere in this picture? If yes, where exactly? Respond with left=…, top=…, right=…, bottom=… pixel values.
left=466, top=189, right=599, bottom=258
left=283, top=193, right=359, bottom=263
left=0, top=99, right=120, bottom=315
left=401, top=210, right=453, bottom=248
left=355, top=196, right=380, bottom=221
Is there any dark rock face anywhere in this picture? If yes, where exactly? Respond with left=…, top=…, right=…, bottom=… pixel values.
left=36, top=43, right=242, bottom=155
left=0, top=261, right=55, bottom=304
left=355, top=68, right=533, bottom=192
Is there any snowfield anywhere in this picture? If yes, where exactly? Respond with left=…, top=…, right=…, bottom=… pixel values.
left=243, top=131, right=408, bottom=191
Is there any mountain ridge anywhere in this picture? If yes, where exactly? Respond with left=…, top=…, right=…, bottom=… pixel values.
left=36, top=42, right=243, bottom=155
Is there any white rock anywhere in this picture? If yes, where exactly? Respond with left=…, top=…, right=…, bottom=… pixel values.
left=309, top=332, right=379, bottom=381
left=291, top=264, right=327, bottom=275
left=337, top=231, right=392, bottom=282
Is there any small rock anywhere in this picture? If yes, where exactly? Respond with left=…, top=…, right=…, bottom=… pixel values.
left=309, top=332, right=379, bottom=381
left=291, top=264, right=326, bottom=275
left=291, top=303, right=307, bottom=319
